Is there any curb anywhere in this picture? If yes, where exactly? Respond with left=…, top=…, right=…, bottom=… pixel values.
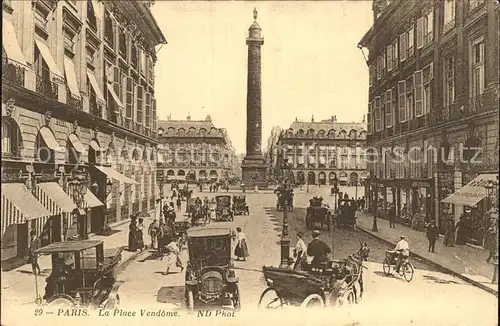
left=356, top=225, right=499, bottom=297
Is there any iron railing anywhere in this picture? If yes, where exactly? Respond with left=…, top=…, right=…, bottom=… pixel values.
left=36, top=74, right=58, bottom=100
left=89, top=100, right=102, bottom=117
left=66, top=88, right=83, bottom=110
left=2, top=61, right=25, bottom=87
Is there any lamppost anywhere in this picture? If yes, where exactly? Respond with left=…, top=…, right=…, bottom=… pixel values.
left=70, top=175, right=88, bottom=239
left=485, top=178, right=499, bottom=284
left=372, top=176, right=379, bottom=232
left=278, top=158, right=293, bottom=268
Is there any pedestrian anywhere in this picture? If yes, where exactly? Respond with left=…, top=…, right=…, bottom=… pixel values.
left=176, top=197, right=182, bottom=211
left=443, top=217, right=455, bottom=247
left=389, top=204, right=397, bottom=228
left=485, top=222, right=497, bottom=263
left=234, top=227, right=249, bottom=261
left=26, top=231, right=41, bottom=275
left=426, top=221, right=439, bottom=253
left=128, top=217, right=139, bottom=252
left=455, top=215, right=467, bottom=245
left=164, top=239, right=184, bottom=274
left=293, top=231, right=307, bottom=271
left=148, top=218, right=159, bottom=249
left=307, top=230, right=331, bottom=268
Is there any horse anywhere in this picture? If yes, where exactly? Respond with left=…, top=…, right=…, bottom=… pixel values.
left=342, top=242, right=370, bottom=303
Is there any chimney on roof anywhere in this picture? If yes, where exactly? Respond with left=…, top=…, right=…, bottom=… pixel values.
left=295, top=117, right=298, bottom=122
left=205, top=114, right=212, bottom=122
left=331, top=116, right=334, bottom=121
left=167, top=114, right=171, bottom=120
left=333, top=115, right=337, bottom=122
left=187, top=112, right=191, bottom=120
left=311, top=115, right=314, bottom=122
left=362, top=114, right=366, bottom=123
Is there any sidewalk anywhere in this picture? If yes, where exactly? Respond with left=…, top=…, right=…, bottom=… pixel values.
left=1, top=208, right=157, bottom=306
left=355, top=212, right=498, bottom=295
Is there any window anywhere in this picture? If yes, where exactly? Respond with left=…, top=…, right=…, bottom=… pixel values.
left=398, top=80, right=407, bottom=122
left=87, top=0, right=97, bottom=32
left=469, top=0, right=484, bottom=11
left=424, top=10, right=434, bottom=45
left=131, top=44, right=138, bottom=69
left=119, top=29, right=127, bottom=59
left=408, top=26, right=414, bottom=57
left=443, top=0, right=456, bottom=31
left=414, top=70, right=424, bottom=117
left=145, top=92, right=151, bottom=128
left=444, top=56, right=455, bottom=107
left=367, top=101, right=372, bottom=135
left=375, top=96, right=382, bottom=132
left=399, top=33, right=407, bottom=62
left=423, top=63, right=433, bottom=114
left=140, top=50, right=147, bottom=75
left=104, top=10, right=114, bottom=47
left=470, top=38, right=485, bottom=97
left=113, top=66, right=125, bottom=101
left=392, top=39, right=399, bottom=69
left=376, top=56, right=382, bottom=80
left=369, top=64, right=374, bottom=87
left=147, top=57, right=154, bottom=82
left=125, top=77, right=133, bottom=118
left=34, top=47, right=50, bottom=82
left=152, top=97, right=157, bottom=130
left=387, top=45, right=393, bottom=72
left=385, top=89, right=393, bottom=127
left=136, top=85, right=144, bottom=123
left=406, top=76, right=414, bottom=120
left=1, top=120, right=21, bottom=157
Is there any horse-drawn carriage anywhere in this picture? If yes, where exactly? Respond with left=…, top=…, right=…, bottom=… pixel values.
left=334, top=199, right=357, bottom=229
left=187, top=198, right=210, bottom=226
left=305, top=197, right=331, bottom=230
left=34, top=240, right=123, bottom=308
left=178, top=187, right=193, bottom=201
left=215, top=195, right=234, bottom=222
left=233, top=195, right=249, bottom=215
left=184, top=228, right=240, bottom=312
left=258, top=244, right=369, bottom=309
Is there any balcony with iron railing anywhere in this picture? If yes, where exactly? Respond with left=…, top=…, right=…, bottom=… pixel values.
left=465, top=94, right=485, bottom=115
left=66, top=88, right=83, bottom=110
left=2, top=60, right=25, bottom=87
left=36, top=74, right=58, bottom=100
left=89, top=100, right=103, bottom=117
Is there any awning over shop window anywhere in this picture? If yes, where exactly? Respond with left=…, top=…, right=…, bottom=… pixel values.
left=84, top=188, right=104, bottom=208
left=87, top=71, right=105, bottom=102
left=441, top=174, right=497, bottom=206
left=35, top=39, right=63, bottom=80
left=69, top=133, right=85, bottom=153
left=64, top=57, right=81, bottom=99
left=35, top=182, right=77, bottom=215
left=39, top=127, right=62, bottom=151
left=94, top=165, right=139, bottom=184
left=1, top=183, right=52, bottom=235
left=90, top=139, right=101, bottom=151
left=2, top=18, right=27, bottom=67
left=108, top=87, right=124, bottom=108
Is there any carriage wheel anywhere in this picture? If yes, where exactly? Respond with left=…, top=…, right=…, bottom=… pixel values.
left=403, top=262, right=414, bottom=282
left=382, top=258, right=391, bottom=275
left=258, top=287, right=283, bottom=309
left=300, top=293, right=324, bottom=308
left=186, top=290, right=195, bottom=313
left=47, top=295, right=75, bottom=307
left=233, top=284, right=241, bottom=311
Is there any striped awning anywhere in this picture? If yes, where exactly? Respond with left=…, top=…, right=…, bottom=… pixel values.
left=35, top=182, right=77, bottom=215
left=1, top=183, right=52, bottom=235
left=84, top=188, right=104, bottom=208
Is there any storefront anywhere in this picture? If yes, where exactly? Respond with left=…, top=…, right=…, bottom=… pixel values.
left=437, top=168, right=455, bottom=234
left=442, top=173, right=498, bottom=247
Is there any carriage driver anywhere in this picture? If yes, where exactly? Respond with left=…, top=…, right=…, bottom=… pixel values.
left=394, top=235, right=410, bottom=273
left=307, top=230, right=332, bottom=269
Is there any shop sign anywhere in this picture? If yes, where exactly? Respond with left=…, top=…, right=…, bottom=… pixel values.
left=412, top=181, right=430, bottom=188
left=438, top=171, right=454, bottom=189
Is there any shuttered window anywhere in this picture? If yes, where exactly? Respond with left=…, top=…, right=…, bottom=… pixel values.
left=387, top=45, right=393, bottom=72
left=414, top=70, right=424, bottom=117
left=385, top=89, right=393, bottom=127
left=399, top=33, right=407, bottom=62
left=367, top=101, right=372, bottom=135
left=136, top=85, right=144, bottom=123
left=398, top=80, right=407, bottom=122
left=145, top=92, right=152, bottom=128
left=375, top=96, right=382, bottom=132
left=152, top=97, right=157, bottom=130
left=125, top=77, right=133, bottom=118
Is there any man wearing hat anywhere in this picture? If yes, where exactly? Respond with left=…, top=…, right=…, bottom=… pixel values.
left=394, top=235, right=410, bottom=273
left=307, top=230, right=331, bottom=269
left=148, top=218, right=160, bottom=249
left=293, top=232, right=307, bottom=270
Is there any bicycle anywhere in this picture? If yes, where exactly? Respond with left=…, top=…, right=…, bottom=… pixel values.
left=382, top=250, right=414, bottom=282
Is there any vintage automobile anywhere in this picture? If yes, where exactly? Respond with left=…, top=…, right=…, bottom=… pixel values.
left=334, top=199, right=357, bottom=229
left=232, top=195, right=249, bottom=215
left=184, top=228, right=240, bottom=312
left=305, top=197, right=331, bottom=231
left=34, top=240, right=123, bottom=308
left=215, top=195, right=234, bottom=222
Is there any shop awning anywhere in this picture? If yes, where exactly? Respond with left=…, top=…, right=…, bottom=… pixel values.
left=90, top=139, right=101, bottom=151
left=84, top=188, right=104, bottom=208
left=1, top=183, right=52, bottom=234
left=39, top=127, right=62, bottom=151
left=64, top=57, right=81, bottom=99
left=108, top=87, right=124, bottom=108
left=35, top=39, right=63, bottom=80
left=441, top=174, right=498, bottom=206
left=2, top=18, right=28, bottom=67
left=69, top=133, right=85, bottom=153
left=35, top=182, right=77, bottom=215
left=93, top=165, right=138, bottom=184
left=87, top=71, right=105, bottom=102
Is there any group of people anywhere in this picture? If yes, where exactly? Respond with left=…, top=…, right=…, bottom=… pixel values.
left=128, top=216, right=145, bottom=252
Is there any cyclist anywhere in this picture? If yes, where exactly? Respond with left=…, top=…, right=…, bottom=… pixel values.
left=394, top=235, right=409, bottom=273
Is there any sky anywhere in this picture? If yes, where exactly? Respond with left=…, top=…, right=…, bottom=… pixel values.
left=152, top=1, right=373, bottom=154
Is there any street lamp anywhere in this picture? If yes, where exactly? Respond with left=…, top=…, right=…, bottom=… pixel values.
left=278, top=158, right=293, bottom=268
left=70, top=175, right=88, bottom=239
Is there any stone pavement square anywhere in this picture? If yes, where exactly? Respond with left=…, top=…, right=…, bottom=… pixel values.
left=355, top=212, right=498, bottom=293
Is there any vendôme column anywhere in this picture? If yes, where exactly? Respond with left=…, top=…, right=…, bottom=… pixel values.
left=241, top=8, right=268, bottom=188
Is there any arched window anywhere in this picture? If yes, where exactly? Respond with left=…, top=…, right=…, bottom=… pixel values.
left=1, top=119, right=22, bottom=157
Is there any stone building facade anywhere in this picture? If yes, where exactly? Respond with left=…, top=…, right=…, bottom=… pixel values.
left=274, top=117, right=368, bottom=186
left=359, top=0, right=499, bottom=245
left=1, top=0, right=166, bottom=262
left=156, top=115, right=237, bottom=184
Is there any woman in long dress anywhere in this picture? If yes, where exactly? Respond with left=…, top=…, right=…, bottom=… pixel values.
left=136, top=218, right=145, bottom=251
left=234, top=227, right=249, bottom=261
left=128, top=219, right=138, bottom=252
left=164, top=239, right=184, bottom=274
